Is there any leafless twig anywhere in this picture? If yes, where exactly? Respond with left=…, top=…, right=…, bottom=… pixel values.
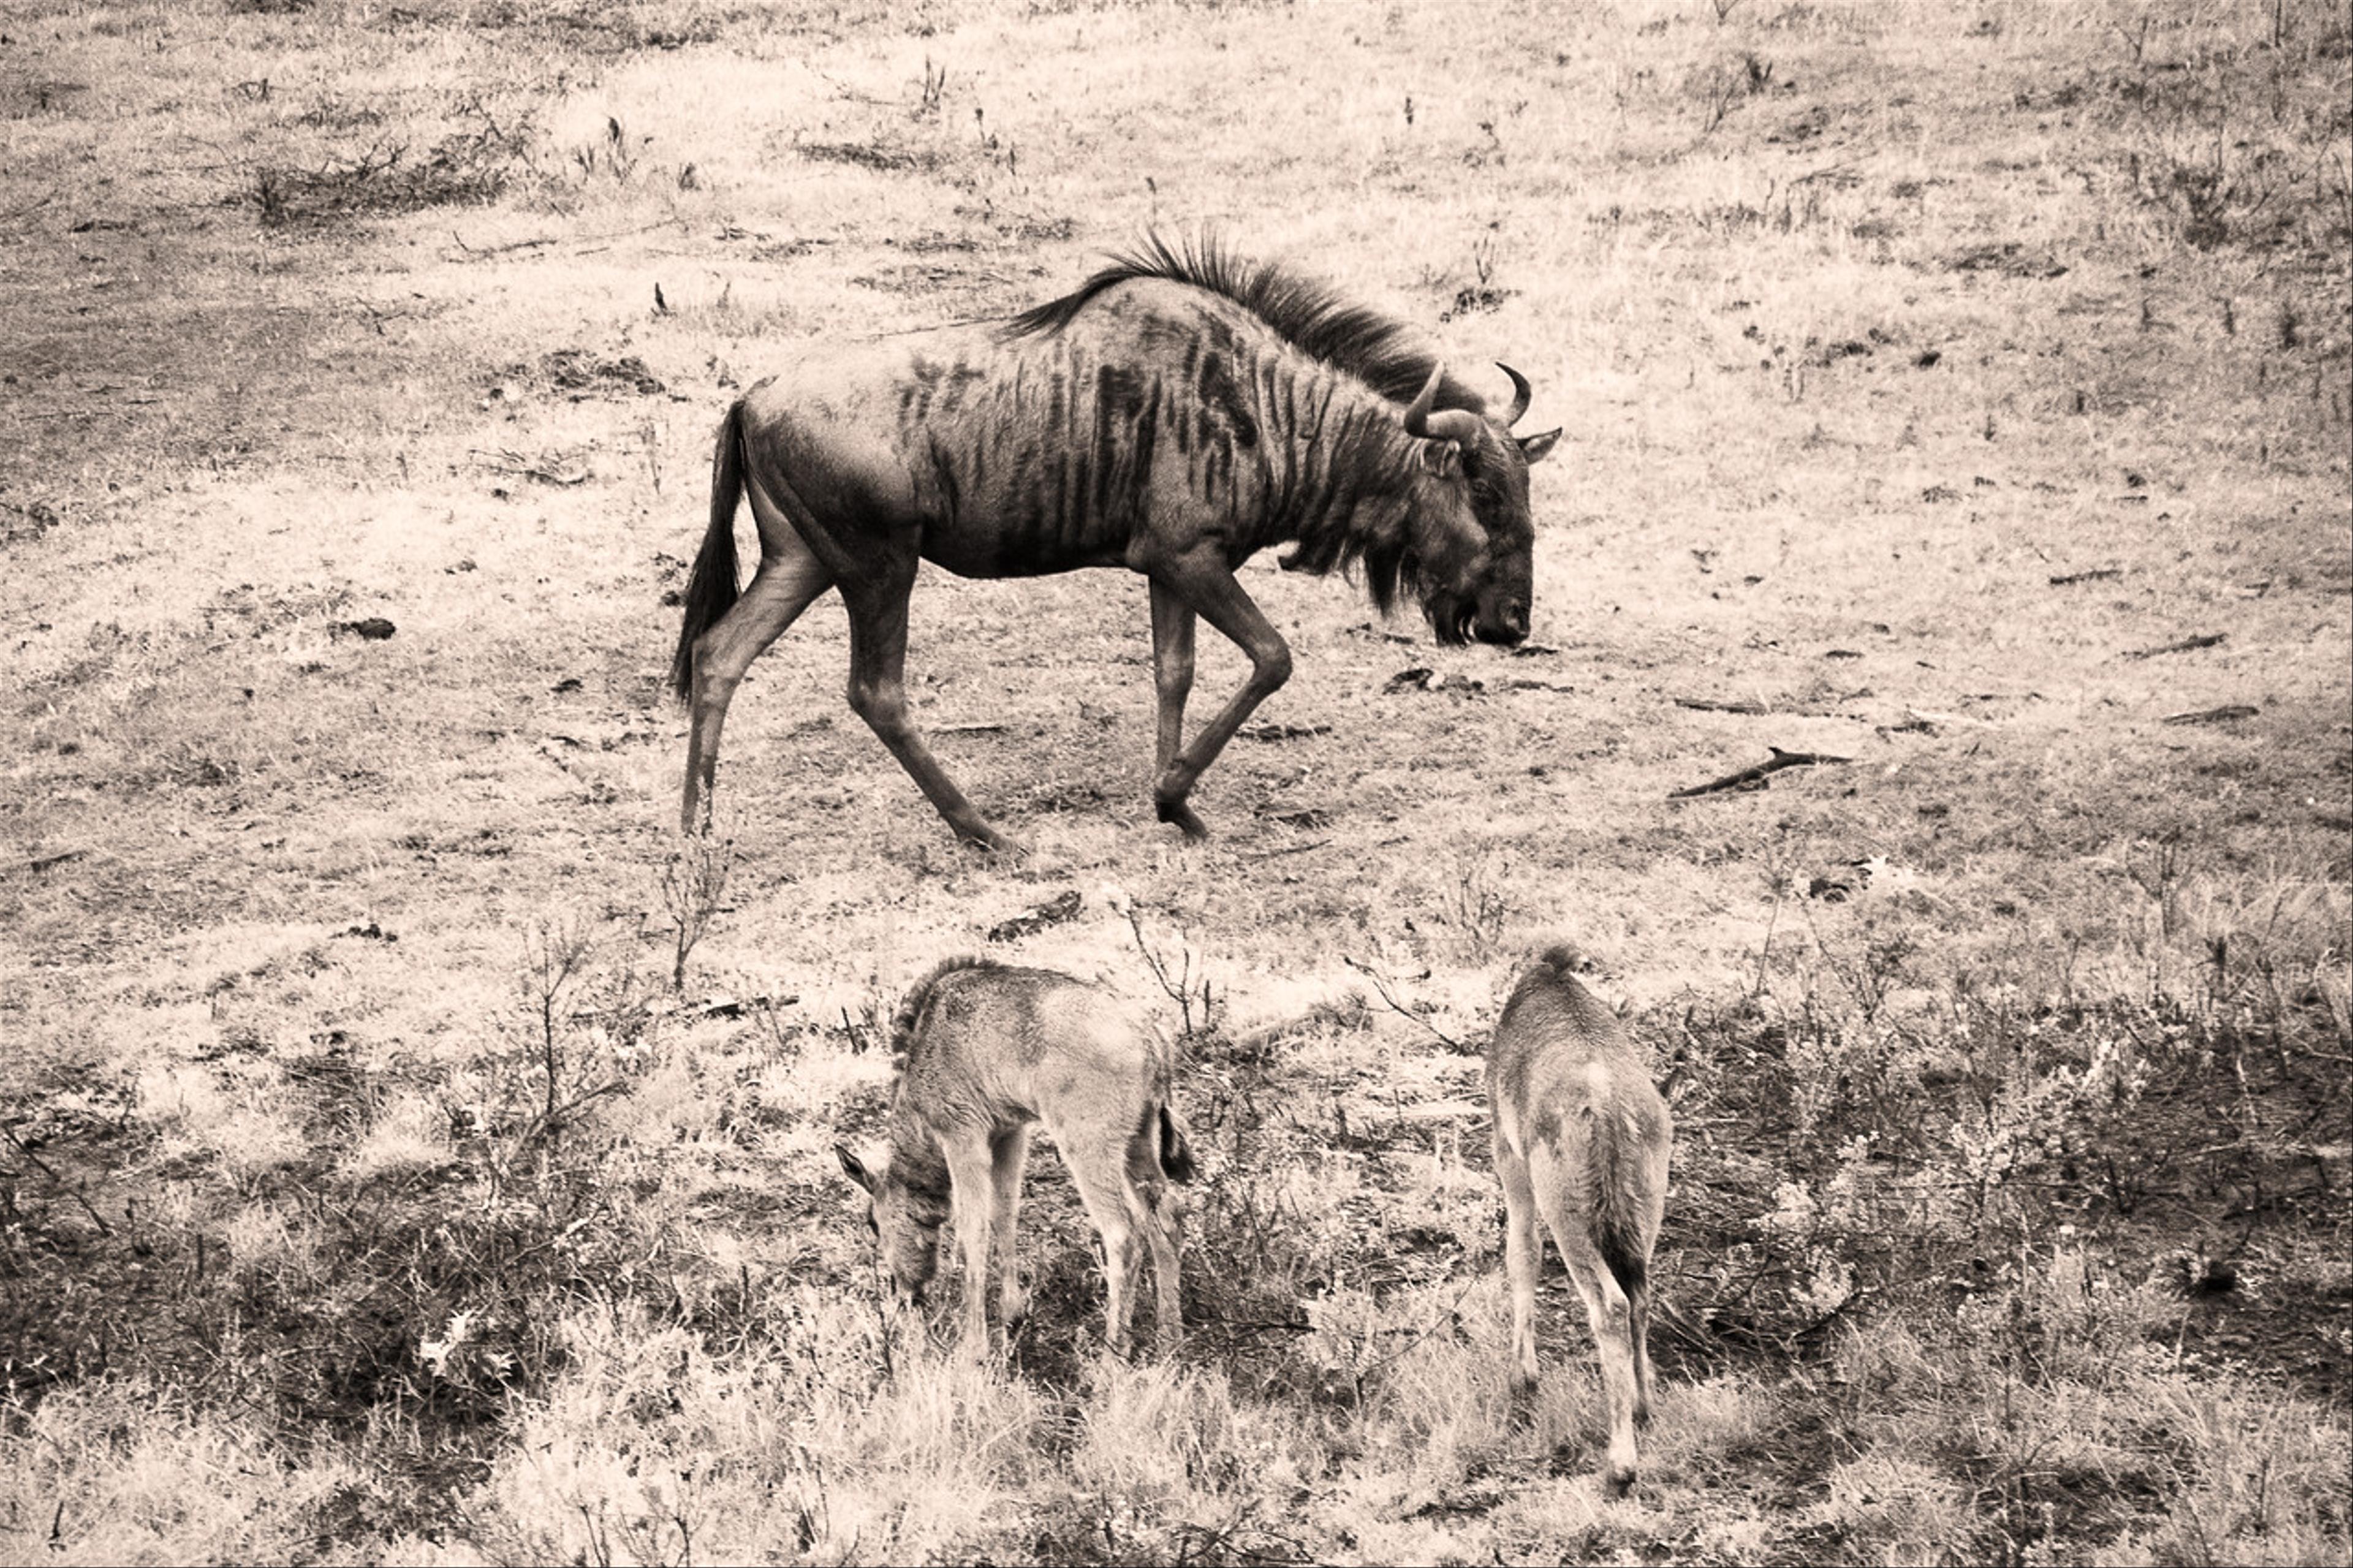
left=2, top=1122, right=115, bottom=1237
left=1341, top=955, right=1471, bottom=1053
left=1670, top=746, right=1851, bottom=799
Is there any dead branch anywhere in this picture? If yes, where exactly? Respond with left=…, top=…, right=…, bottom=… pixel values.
left=2124, top=632, right=2226, bottom=660
left=449, top=231, right=557, bottom=258
left=2, top=189, right=57, bottom=224
left=1669, top=746, right=1851, bottom=799
left=1341, top=955, right=1472, bottom=1053
left=2, top=1122, right=114, bottom=1237
left=1903, top=707, right=1993, bottom=731
left=8, top=847, right=88, bottom=875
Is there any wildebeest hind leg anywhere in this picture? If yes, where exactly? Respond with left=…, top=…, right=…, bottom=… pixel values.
left=1146, top=558, right=1292, bottom=839
left=681, top=539, right=833, bottom=833
left=838, top=575, right=1014, bottom=852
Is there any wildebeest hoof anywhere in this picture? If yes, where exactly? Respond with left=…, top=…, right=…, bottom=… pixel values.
left=1155, top=798, right=1210, bottom=840
left=955, top=825, right=1026, bottom=856
left=1506, top=1377, right=1539, bottom=1430
left=1604, top=1465, right=1638, bottom=1499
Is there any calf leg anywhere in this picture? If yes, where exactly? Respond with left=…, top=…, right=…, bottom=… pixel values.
left=1629, top=1272, right=1655, bottom=1427
left=990, top=1125, right=1034, bottom=1336
left=1063, top=1149, right=1143, bottom=1357
left=1144, top=1187, right=1183, bottom=1347
left=1495, top=1135, right=1543, bottom=1417
left=1537, top=1188, right=1643, bottom=1496
left=941, top=1139, right=1000, bottom=1354
left=1124, top=1125, right=1184, bottom=1347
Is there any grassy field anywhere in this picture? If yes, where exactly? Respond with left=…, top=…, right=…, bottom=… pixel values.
left=2, top=0, right=2349, bottom=1561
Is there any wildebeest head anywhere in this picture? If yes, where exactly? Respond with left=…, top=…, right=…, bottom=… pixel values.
left=1403, top=363, right=1560, bottom=647
left=837, top=1144, right=947, bottom=1306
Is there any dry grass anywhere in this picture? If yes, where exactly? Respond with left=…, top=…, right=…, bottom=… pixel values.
left=2, top=0, right=2348, bottom=1561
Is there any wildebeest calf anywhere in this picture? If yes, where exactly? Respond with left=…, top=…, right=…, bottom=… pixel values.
left=1486, top=947, right=1673, bottom=1494
left=838, top=958, right=1194, bottom=1356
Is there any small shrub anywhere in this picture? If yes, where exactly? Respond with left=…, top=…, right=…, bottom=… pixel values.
left=252, top=107, right=535, bottom=226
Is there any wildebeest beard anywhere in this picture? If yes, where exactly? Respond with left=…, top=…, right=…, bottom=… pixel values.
left=1423, top=589, right=1477, bottom=646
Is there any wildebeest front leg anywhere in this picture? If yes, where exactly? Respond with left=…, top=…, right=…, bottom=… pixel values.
left=680, top=539, right=835, bottom=834
left=1146, top=558, right=1292, bottom=839
left=1148, top=581, right=1196, bottom=782
left=838, top=576, right=1013, bottom=852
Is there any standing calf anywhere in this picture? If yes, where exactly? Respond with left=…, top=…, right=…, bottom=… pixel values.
left=838, top=958, right=1194, bottom=1356
left=1486, top=947, right=1673, bottom=1494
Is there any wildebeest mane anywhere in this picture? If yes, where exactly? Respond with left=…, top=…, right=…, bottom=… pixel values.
left=1267, top=407, right=1432, bottom=613
left=1004, top=231, right=1493, bottom=415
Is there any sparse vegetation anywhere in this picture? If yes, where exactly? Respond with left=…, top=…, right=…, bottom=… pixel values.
left=3, top=0, right=2347, bottom=1561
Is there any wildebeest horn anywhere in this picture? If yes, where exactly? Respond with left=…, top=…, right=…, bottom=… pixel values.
left=1496, top=362, right=1532, bottom=428
left=1401, top=364, right=1483, bottom=446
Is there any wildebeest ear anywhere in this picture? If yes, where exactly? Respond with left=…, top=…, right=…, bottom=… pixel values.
left=836, top=1143, right=872, bottom=1191
left=1419, top=440, right=1461, bottom=477
left=1517, top=428, right=1563, bottom=465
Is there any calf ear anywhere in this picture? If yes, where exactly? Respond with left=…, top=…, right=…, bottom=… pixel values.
left=1517, top=428, right=1562, bottom=464
left=836, top=1143, right=872, bottom=1191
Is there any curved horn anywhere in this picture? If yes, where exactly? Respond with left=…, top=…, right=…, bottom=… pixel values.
left=1401, top=364, right=1483, bottom=446
left=1495, top=361, right=1532, bottom=428
left=1401, top=364, right=1442, bottom=438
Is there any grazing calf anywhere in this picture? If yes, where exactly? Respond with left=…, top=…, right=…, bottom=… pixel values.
left=838, top=958, right=1194, bottom=1356
left=1486, top=947, right=1673, bottom=1494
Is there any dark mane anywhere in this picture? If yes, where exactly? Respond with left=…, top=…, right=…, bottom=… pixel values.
left=890, top=954, right=1000, bottom=1057
left=1004, top=231, right=1492, bottom=414
left=1270, top=413, right=1453, bottom=616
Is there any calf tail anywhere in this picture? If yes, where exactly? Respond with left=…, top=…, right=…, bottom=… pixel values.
left=1156, top=1103, right=1198, bottom=1184
left=668, top=400, right=748, bottom=703
left=1584, top=1104, right=1653, bottom=1300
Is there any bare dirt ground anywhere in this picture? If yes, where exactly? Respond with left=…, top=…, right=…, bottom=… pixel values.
left=2, top=0, right=2349, bottom=1562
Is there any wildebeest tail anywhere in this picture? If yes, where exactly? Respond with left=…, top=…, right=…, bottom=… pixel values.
left=668, top=400, right=748, bottom=703
left=1583, top=1103, right=1650, bottom=1298
left=889, top=955, right=998, bottom=1056
left=1156, top=1103, right=1197, bottom=1184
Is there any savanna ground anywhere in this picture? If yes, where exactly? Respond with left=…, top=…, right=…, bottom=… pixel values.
left=3, top=0, right=2350, bottom=1561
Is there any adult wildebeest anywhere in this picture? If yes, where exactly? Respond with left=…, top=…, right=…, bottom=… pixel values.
left=1487, top=947, right=1673, bottom=1496
left=670, top=233, right=1561, bottom=849
left=837, top=957, right=1194, bottom=1357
